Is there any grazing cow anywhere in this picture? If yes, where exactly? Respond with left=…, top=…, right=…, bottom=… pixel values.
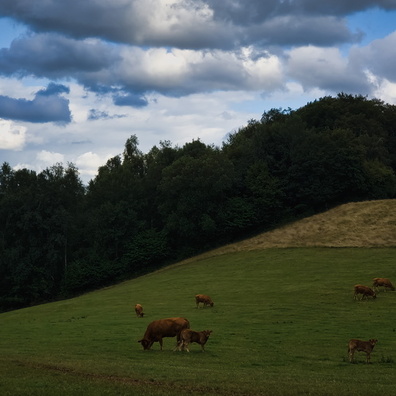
left=134, top=304, right=144, bottom=318
left=138, top=317, right=190, bottom=350
left=177, top=329, right=213, bottom=352
left=195, top=294, right=214, bottom=308
left=373, top=277, right=395, bottom=292
left=353, top=284, right=376, bottom=300
left=348, top=339, right=378, bottom=363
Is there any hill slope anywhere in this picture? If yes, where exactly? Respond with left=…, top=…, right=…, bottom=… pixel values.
left=1, top=200, right=396, bottom=396
left=175, top=200, right=396, bottom=266
left=234, top=199, right=396, bottom=249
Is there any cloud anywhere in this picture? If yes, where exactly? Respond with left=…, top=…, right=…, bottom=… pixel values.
left=207, top=0, right=396, bottom=23
left=350, top=31, right=396, bottom=83
left=0, top=1, right=233, bottom=49
left=0, top=83, right=71, bottom=123
left=37, top=150, right=65, bottom=165
left=112, top=93, right=149, bottom=108
left=0, top=119, right=26, bottom=150
left=0, top=2, right=394, bottom=109
left=88, top=109, right=126, bottom=120
left=0, top=0, right=396, bottom=185
left=248, top=15, right=361, bottom=47
left=0, top=34, right=285, bottom=100
left=2, top=0, right=392, bottom=50
left=75, top=152, right=104, bottom=177
left=0, top=33, right=114, bottom=78
left=286, top=46, right=371, bottom=94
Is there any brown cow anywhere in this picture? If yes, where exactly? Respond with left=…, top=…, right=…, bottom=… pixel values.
left=134, top=304, right=144, bottom=318
left=195, top=294, right=214, bottom=308
left=177, top=329, right=213, bottom=352
left=138, top=317, right=190, bottom=350
left=348, top=339, right=378, bottom=363
left=353, top=284, right=376, bottom=300
left=373, top=277, right=395, bottom=292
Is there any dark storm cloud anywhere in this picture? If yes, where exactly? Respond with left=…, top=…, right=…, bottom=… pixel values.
left=2, top=0, right=393, bottom=49
left=247, top=15, right=361, bottom=47
left=0, top=83, right=71, bottom=123
left=207, top=0, right=396, bottom=24
left=112, top=93, right=149, bottom=108
left=0, top=33, right=114, bottom=78
left=88, top=109, right=126, bottom=120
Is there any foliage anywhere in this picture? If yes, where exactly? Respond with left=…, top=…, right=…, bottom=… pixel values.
left=1, top=94, right=396, bottom=310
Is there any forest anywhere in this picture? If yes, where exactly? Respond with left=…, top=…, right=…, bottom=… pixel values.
left=1, top=93, right=396, bottom=312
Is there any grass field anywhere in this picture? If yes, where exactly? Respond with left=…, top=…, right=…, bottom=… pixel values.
left=1, top=246, right=395, bottom=395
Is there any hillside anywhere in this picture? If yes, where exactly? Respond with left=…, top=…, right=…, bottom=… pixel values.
left=175, top=199, right=396, bottom=266
left=233, top=199, right=396, bottom=249
left=1, top=200, right=396, bottom=395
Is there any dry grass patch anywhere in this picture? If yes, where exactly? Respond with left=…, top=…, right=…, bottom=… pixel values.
left=173, top=200, right=396, bottom=267
left=238, top=199, right=396, bottom=249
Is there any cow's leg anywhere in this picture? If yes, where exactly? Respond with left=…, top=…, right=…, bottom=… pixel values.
left=159, top=338, right=163, bottom=350
left=175, top=338, right=185, bottom=352
left=348, top=349, right=354, bottom=363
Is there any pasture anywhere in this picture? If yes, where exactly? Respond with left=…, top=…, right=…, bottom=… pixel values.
left=1, top=248, right=396, bottom=395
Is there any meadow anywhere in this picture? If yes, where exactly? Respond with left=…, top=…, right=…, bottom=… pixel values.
left=1, top=246, right=395, bottom=396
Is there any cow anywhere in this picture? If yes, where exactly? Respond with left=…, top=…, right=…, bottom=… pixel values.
left=348, top=339, right=378, bottom=363
left=177, top=329, right=213, bottom=352
left=353, top=284, right=376, bottom=300
left=138, top=317, right=190, bottom=350
left=134, top=304, right=144, bottom=318
left=195, top=294, right=214, bottom=308
left=373, top=278, right=395, bottom=292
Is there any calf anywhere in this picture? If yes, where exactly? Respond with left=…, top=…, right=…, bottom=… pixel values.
left=373, top=277, right=395, bottom=292
left=353, top=284, right=376, bottom=300
left=195, top=294, right=214, bottom=308
left=177, top=329, right=213, bottom=352
left=138, top=317, right=190, bottom=350
left=348, top=339, right=378, bottom=363
left=134, top=304, right=144, bottom=318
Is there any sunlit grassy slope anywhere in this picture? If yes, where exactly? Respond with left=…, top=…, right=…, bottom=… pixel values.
left=1, top=200, right=396, bottom=396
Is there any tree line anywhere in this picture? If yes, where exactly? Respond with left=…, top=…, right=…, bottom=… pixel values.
left=1, top=93, right=396, bottom=311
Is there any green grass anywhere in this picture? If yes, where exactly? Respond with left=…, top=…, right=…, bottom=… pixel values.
left=1, top=248, right=396, bottom=395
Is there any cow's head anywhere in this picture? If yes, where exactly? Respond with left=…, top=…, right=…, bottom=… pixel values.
left=200, top=330, right=213, bottom=342
left=138, top=339, right=150, bottom=350
left=369, top=339, right=378, bottom=346
left=210, top=302, right=214, bottom=307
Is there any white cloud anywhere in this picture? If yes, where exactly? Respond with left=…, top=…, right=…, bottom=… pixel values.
left=0, top=119, right=26, bottom=150
left=75, top=151, right=107, bottom=177
left=285, top=45, right=370, bottom=93
left=350, top=31, right=396, bottom=83
left=37, top=150, right=65, bottom=165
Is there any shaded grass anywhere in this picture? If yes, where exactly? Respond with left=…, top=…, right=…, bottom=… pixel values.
left=1, top=248, right=396, bottom=395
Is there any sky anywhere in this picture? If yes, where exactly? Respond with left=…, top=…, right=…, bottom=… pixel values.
left=1, top=1, right=396, bottom=185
